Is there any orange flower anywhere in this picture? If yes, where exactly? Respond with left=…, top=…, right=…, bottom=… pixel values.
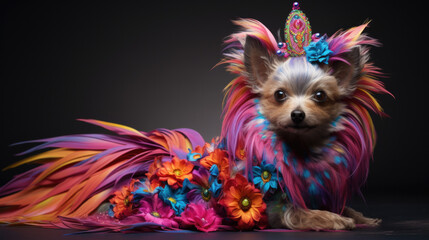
left=110, top=180, right=138, bottom=219
left=146, top=156, right=163, bottom=180
left=157, top=157, right=194, bottom=187
left=146, top=156, right=164, bottom=189
left=220, top=174, right=266, bottom=230
left=193, top=145, right=206, bottom=156
left=200, top=149, right=230, bottom=181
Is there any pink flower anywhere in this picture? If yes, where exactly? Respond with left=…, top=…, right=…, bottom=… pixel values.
left=137, top=194, right=178, bottom=228
left=178, top=203, right=222, bottom=232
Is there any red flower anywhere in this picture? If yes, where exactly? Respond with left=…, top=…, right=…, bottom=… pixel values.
left=157, top=157, right=194, bottom=187
left=220, top=174, right=266, bottom=230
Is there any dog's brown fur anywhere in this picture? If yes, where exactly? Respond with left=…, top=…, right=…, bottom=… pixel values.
left=282, top=206, right=381, bottom=230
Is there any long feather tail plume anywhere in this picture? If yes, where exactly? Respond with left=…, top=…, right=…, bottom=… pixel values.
left=0, top=119, right=204, bottom=228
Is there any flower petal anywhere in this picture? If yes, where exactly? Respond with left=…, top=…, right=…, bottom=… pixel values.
left=229, top=186, right=241, bottom=200
left=253, top=166, right=262, bottom=175
left=240, top=211, right=252, bottom=224
left=249, top=207, right=261, bottom=222
left=253, top=177, right=263, bottom=185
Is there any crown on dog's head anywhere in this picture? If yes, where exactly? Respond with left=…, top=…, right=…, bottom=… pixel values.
left=277, top=2, right=312, bottom=58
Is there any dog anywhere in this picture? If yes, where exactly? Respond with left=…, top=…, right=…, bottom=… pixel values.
left=242, top=34, right=382, bottom=230
left=0, top=3, right=388, bottom=232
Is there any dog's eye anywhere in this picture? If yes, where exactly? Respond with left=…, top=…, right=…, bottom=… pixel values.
left=274, top=89, right=287, bottom=103
left=313, top=90, right=327, bottom=103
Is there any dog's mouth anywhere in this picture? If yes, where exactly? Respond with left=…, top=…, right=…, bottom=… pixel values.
left=284, top=124, right=316, bottom=132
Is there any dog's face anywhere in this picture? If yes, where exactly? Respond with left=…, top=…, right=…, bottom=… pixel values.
left=259, top=58, right=342, bottom=138
left=244, top=36, right=364, bottom=151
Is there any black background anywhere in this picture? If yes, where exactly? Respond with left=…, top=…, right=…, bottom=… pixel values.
left=1, top=0, right=427, bottom=198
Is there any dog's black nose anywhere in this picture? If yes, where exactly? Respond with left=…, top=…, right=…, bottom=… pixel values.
left=291, top=110, right=305, bottom=124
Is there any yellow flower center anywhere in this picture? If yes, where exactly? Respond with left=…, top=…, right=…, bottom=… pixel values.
left=261, top=170, right=271, bottom=183
left=151, top=211, right=160, bottom=218
left=242, top=198, right=250, bottom=207
left=240, top=197, right=251, bottom=211
left=173, top=169, right=182, bottom=177
left=124, top=196, right=129, bottom=206
left=201, top=188, right=211, bottom=201
left=168, top=197, right=177, bottom=204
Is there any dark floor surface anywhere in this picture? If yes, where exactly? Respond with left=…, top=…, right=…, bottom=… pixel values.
left=1, top=194, right=428, bottom=240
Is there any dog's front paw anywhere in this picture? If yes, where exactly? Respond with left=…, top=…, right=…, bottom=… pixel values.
left=282, top=207, right=357, bottom=230
left=343, top=207, right=382, bottom=227
left=332, top=216, right=356, bottom=230
left=358, top=217, right=382, bottom=227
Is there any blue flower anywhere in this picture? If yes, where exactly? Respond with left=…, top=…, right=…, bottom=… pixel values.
left=209, top=164, right=219, bottom=178
left=131, top=179, right=153, bottom=202
left=209, top=178, right=222, bottom=198
left=253, top=160, right=278, bottom=194
left=156, top=179, right=191, bottom=215
left=208, top=165, right=222, bottom=197
left=304, top=36, right=333, bottom=64
left=187, top=148, right=202, bottom=162
left=186, top=167, right=222, bottom=206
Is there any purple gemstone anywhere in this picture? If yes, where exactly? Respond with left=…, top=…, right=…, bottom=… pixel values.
left=312, top=33, right=321, bottom=41
left=293, top=2, right=300, bottom=10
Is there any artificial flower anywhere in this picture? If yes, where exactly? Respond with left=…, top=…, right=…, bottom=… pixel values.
left=187, top=167, right=222, bottom=207
left=146, top=156, right=163, bottom=179
left=157, top=157, right=194, bottom=187
left=253, top=160, right=278, bottom=194
left=157, top=182, right=190, bottom=215
left=187, top=141, right=212, bottom=161
left=304, top=36, right=333, bottom=64
left=137, top=194, right=179, bottom=228
left=193, top=145, right=207, bottom=156
left=220, top=174, right=266, bottom=230
left=200, top=148, right=230, bottom=181
left=146, top=156, right=164, bottom=190
left=109, top=179, right=139, bottom=219
left=187, top=148, right=203, bottom=162
left=132, top=178, right=156, bottom=202
left=178, top=203, right=222, bottom=232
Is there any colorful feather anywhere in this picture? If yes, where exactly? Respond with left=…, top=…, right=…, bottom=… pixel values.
left=0, top=119, right=204, bottom=227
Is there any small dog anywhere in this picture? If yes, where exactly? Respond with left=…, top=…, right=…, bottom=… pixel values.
left=0, top=3, right=388, bottom=232
left=242, top=34, right=382, bottom=230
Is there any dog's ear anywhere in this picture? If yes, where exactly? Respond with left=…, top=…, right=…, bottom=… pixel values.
left=244, top=35, right=275, bottom=92
left=329, top=46, right=366, bottom=97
